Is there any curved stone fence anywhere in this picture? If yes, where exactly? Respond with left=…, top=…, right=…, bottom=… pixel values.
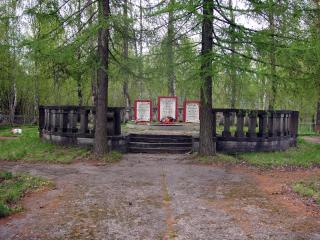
left=196, top=109, right=299, bottom=153
left=39, top=106, right=127, bottom=151
left=212, top=108, right=299, bottom=138
left=39, top=105, right=123, bottom=137
left=39, top=105, right=299, bottom=153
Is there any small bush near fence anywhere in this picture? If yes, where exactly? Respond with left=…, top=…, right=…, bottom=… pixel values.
left=0, top=115, right=36, bottom=125
left=299, top=123, right=319, bottom=136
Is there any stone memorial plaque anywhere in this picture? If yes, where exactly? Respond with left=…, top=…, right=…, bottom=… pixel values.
left=134, top=100, right=152, bottom=122
left=158, top=96, right=178, bottom=121
left=184, top=101, right=200, bottom=123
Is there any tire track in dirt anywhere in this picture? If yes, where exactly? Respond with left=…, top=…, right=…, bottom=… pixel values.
left=160, top=161, right=177, bottom=240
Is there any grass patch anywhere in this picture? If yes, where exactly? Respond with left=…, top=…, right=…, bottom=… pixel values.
left=298, top=124, right=320, bottom=136
left=292, top=177, right=320, bottom=205
left=196, top=153, right=239, bottom=165
left=0, top=125, right=88, bottom=164
left=193, top=138, right=320, bottom=168
left=88, top=151, right=123, bottom=163
left=0, top=170, right=53, bottom=217
left=236, top=138, right=320, bottom=168
left=0, top=125, right=18, bottom=137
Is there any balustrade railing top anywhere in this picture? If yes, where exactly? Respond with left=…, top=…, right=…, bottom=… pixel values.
left=39, top=105, right=298, bottom=141
left=211, top=108, right=299, bottom=139
left=39, top=106, right=123, bottom=137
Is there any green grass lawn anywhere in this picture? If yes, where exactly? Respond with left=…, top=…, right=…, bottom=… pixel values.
left=196, top=138, right=320, bottom=168
left=0, top=171, right=53, bottom=217
left=292, top=177, right=320, bottom=205
left=237, top=138, right=320, bottom=168
left=0, top=125, right=88, bottom=163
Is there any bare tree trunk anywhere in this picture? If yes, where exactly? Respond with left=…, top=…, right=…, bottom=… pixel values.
left=87, top=0, right=97, bottom=106
left=228, top=0, right=236, bottom=109
left=228, top=0, right=237, bottom=125
left=76, top=0, right=83, bottom=106
left=138, top=0, right=143, bottom=98
left=94, top=0, right=110, bottom=155
left=5, top=0, right=17, bottom=125
left=77, top=77, right=83, bottom=106
left=123, top=0, right=130, bottom=114
left=167, top=0, right=176, bottom=96
left=268, top=0, right=277, bottom=110
left=199, top=0, right=215, bottom=155
left=33, top=60, right=40, bottom=123
left=92, top=71, right=98, bottom=106
left=316, top=99, right=320, bottom=133
left=9, top=81, right=17, bottom=125
left=313, top=0, right=320, bottom=133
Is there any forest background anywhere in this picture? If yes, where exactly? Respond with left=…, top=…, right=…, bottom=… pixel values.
left=0, top=0, right=319, bottom=126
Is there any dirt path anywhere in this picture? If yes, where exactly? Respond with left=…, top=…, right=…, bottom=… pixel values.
left=0, top=155, right=320, bottom=240
left=303, top=136, right=320, bottom=144
left=0, top=136, right=18, bottom=140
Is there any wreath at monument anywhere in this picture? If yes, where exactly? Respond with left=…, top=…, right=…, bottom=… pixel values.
left=160, top=116, right=175, bottom=124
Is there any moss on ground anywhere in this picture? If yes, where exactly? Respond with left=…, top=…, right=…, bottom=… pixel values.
left=292, top=177, right=320, bottom=205
left=0, top=170, right=53, bottom=217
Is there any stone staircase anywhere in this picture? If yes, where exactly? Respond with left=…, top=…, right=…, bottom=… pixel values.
left=128, top=134, right=193, bottom=154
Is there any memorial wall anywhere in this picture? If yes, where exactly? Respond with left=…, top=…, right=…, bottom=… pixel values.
left=134, top=96, right=199, bottom=123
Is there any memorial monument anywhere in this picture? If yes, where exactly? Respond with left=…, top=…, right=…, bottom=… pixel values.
left=134, top=100, right=152, bottom=122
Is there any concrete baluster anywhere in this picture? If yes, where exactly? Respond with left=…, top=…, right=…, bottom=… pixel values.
left=48, top=109, right=52, bottom=131
left=114, top=108, right=121, bottom=135
left=275, top=113, right=281, bottom=137
left=222, top=111, right=232, bottom=137
left=247, top=111, right=257, bottom=138
left=39, top=106, right=45, bottom=137
left=279, top=113, right=284, bottom=137
left=235, top=111, right=245, bottom=137
left=69, top=109, right=78, bottom=133
left=213, top=110, right=217, bottom=137
left=268, top=112, right=276, bottom=137
left=258, top=111, right=268, bottom=138
left=52, top=109, right=57, bottom=132
left=79, top=109, right=89, bottom=134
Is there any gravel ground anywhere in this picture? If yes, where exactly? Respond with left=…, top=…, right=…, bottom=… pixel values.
left=0, top=154, right=319, bottom=240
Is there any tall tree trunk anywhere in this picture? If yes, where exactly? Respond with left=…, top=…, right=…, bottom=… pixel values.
left=228, top=0, right=236, bottom=109
left=167, top=0, right=176, bottom=96
left=77, top=75, right=83, bottom=106
left=123, top=0, right=130, bottom=113
left=94, top=0, right=110, bottom=155
left=76, top=0, right=83, bottom=106
left=138, top=0, right=143, bottom=98
left=6, top=0, right=17, bottom=125
left=87, top=0, right=97, bottom=106
left=199, top=0, right=215, bottom=155
left=316, top=99, right=320, bottom=132
left=313, top=0, right=320, bottom=133
left=268, top=0, right=277, bottom=110
left=33, top=60, right=40, bottom=123
left=9, top=80, right=17, bottom=125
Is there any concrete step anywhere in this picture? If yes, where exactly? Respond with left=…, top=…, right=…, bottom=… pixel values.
left=129, top=134, right=192, bottom=143
left=129, top=142, right=192, bottom=148
left=130, top=133, right=192, bottom=138
left=128, top=147, right=191, bottom=154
